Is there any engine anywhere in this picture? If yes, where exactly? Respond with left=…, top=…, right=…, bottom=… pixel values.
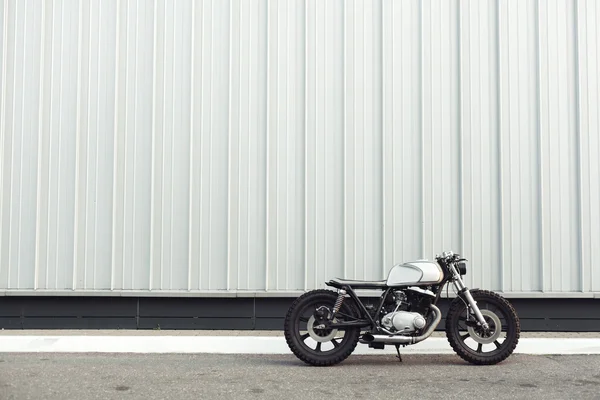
left=381, top=310, right=426, bottom=333
left=379, top=287, right=435, bottom=334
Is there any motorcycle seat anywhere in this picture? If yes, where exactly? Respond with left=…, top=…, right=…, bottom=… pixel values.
left=328, top=278, right=388, bottom=289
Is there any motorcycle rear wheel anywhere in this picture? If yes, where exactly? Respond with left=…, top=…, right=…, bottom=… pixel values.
left=446, top=290, right=520, bottom=365
left=284, top=289, right=361, bottom=366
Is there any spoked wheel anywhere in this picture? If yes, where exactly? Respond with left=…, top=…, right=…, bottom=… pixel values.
left=446, top=290, right=520, bottom=365
left=284, top=289, right=360, bottom=366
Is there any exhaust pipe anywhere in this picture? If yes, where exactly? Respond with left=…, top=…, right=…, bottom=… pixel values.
left=359, top=304, right=442, bottom=345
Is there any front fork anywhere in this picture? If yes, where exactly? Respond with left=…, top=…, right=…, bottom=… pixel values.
left=452, top=276, right=490, bottom=331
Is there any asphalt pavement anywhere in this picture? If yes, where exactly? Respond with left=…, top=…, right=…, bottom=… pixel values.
left=1, top=353, right=600, bottom=400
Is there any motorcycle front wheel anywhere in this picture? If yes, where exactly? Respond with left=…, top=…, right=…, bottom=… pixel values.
left=284, top=289, right=361, bottom=366
left=446, top=289, right=520, bottom=365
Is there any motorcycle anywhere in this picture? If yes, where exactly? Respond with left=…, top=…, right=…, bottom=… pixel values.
left=284, top=251, right=520, bottom=366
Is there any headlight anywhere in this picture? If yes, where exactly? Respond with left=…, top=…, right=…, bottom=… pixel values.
left=457, top=262, right=467, bottom=276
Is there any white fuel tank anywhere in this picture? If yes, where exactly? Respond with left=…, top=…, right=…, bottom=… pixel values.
left=386, top=260, right=444, bottom=286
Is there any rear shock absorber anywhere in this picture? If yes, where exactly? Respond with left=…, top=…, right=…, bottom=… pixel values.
left=332, top=289, right=347, bottom=315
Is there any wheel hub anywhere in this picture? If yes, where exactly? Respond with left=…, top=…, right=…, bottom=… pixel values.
left=467, top=309, right=502, bottom=345
left=307, top=315, right=339, bottom=343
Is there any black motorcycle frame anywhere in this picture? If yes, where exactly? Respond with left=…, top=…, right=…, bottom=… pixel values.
left=323, top=256, right=469, bottom=332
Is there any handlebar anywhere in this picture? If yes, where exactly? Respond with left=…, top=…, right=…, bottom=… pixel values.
left=436, top=251, right=454, bottom=261
left=436, top=251, right=467, bottom=263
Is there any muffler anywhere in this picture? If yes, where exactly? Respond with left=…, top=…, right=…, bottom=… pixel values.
left=359, top=304, right=442, bottom=345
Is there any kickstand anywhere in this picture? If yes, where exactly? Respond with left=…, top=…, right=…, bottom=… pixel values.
left=394, top=344, right=403, bottom=363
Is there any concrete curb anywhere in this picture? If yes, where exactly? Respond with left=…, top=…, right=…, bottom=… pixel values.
left=2, top=336, right=600, bottom=355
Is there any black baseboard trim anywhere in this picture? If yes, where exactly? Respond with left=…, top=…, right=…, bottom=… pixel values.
left=1, top=296, right=599, bottom=331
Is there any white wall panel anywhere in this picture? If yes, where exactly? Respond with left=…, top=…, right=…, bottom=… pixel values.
left=577, top=0, right=600, bottom=293
left=460, top=0, right=502, bottom=291
left=1, top=0, right=599, bottom=296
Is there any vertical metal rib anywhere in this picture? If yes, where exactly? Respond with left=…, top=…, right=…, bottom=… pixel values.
left=264, top=0, right=270, bottom=290
left=0, top=0, right=7, bottom=288
left=34, top=0, right=47, bottom=290
left=226, top=0, right=233, bottom=291
left=160, top=0, right=166, bottom=290
left=17, top=0, right=28, bottom=287
left=496, top=0, right=505, bottom=292
left=93, top=2, right=101, bottom=289
left=342, top=0, right=347, bottom=280
left=382, top=0, right=387, bottom=279
left=54, top=0, right=64, bottom=290
left=122, top=0, right=130, bottom=291
left=534, top=0, right=544, bottom=292
left=45, top=0, right=55, bottom=290
left=303, top=0, right=308, bottom=291
left=187, top=0, right=195, bottom=292
left=457, top=0, right=464, bottom=258
left=169, top=0, right=175, bottom=290
left=131, top=0, right=139, bottom=290
left=572, top=0, right=584, bottom=292
left=111, top=0, right=121, bottom=291
left=149, top=0, right=157, bottom=291
left=7, top=0, right=18, bottom=288
left=419, top=0, right=425, bottom=259
left=73, top=0, right=83, bottom=291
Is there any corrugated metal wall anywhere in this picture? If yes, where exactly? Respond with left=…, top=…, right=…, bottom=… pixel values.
left=1, top=0, right=599, bottom=295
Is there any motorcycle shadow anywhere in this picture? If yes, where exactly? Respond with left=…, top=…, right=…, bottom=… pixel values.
left=265, top=354, right=469, bottom=367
